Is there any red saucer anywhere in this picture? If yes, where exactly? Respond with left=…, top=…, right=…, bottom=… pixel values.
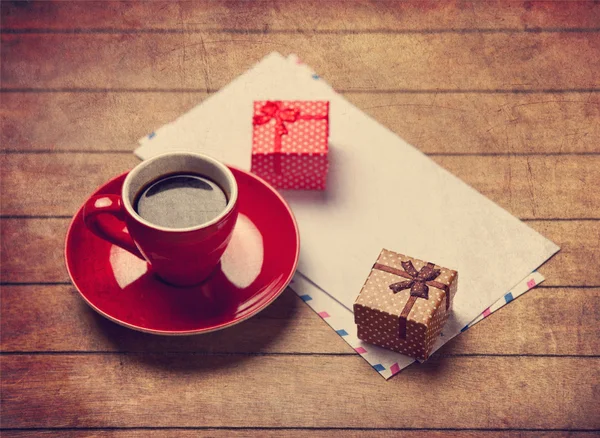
left=65, top=167, right=299, bottom=335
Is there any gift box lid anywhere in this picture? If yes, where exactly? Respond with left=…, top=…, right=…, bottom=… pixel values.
left=252, top=100, right=329, bottom=155
left=355, top=249, right=457, bottom=327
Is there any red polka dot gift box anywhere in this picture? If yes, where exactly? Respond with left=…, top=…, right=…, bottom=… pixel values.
left=354, top=249, right=458, bottom=361
left=251, top=100, right=329, bottom=190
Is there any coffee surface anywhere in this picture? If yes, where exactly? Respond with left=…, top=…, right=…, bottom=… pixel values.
left=134, top=173, right=228, bottom=229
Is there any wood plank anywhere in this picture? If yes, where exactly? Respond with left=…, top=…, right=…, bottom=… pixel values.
left=2, top=218, right=596, bottom=286
left=2, top=0, right=600, bottom=31
left=1, top=355, right=598, bottom=428
left=1, top=431, right=596, bottom=438
left=1, top=285, right=597, bottom=356
left=0, top=153, right=139, bottom=217
left=0, top=285, right=349, bottom=354
left=529, top=220, right=600, bottom=286
left=442, top=287, right=600, bottom=356
left=2, top=154, right=599, bottom=219
left=2, top=91, right=599, bottom=154
left=0, top=219, right=69, bottom=283
left=2, top=33, right=599, bottom=91
left=0, top=92, right=206, bottom=152
left=347, top=92, right=600, bottom=155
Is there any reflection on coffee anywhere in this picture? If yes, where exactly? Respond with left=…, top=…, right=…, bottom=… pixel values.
left=134, top=173, right=227, bottom=229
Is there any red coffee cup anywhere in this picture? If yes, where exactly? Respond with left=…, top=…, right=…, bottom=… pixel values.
left=83, top=152, right=239, bottom=286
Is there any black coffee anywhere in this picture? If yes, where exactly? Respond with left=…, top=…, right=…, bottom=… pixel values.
left=134, top=173, right=228, bottom=229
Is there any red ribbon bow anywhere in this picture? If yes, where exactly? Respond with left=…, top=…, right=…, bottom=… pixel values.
left=253, top=101, right=301, bottom=141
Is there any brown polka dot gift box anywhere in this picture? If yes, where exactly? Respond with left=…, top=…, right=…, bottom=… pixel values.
left=251, top=100, right=329, bottom=190
left=354, top=249, right=458, bottom=361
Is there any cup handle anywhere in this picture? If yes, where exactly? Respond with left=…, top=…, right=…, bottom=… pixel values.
left=83, top=194, right=144, bottom=260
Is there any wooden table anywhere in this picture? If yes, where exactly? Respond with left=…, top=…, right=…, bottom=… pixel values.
left=1, top=1, right=599, bottom=436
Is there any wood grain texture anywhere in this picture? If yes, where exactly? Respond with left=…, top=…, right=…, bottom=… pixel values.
left=347, top=92, right=600, bottom=155
left=1, top=285, right=598, bottom=356
left=2, top=91, right=599, bottom=154
left=2, top=154, right=599, bottom=219
left=2, top=218, right=598, bottom=286
left=0, top=285, right=346, bottom=354
left=0, top=154, right=138, bottom=217
left=2, top=431, right=597, bottom=438
left=2, top=0, right=600, bottom=31
left=1, top=355, right=598, bottom=429
left=2, top=33, right=599, bottom=91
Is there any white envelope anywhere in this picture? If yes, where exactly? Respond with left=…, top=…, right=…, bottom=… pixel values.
left=136, top=52, right=559, bottom=377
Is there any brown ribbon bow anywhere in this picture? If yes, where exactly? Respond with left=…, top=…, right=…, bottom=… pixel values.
left=373, top=260, right=449, bottom=339
left=252, top=101, right=327, bottom=174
